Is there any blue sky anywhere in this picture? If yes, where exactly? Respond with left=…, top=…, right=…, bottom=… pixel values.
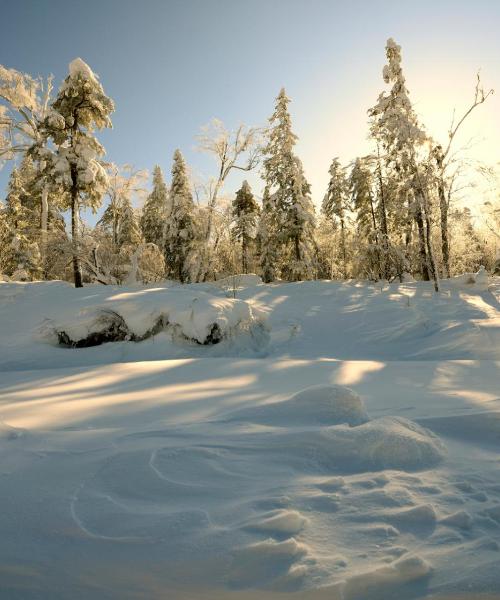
left=1, top=0, right=499, bottom=218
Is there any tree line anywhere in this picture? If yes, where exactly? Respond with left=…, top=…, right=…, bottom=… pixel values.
left=1, top=41, right=499, bottom=288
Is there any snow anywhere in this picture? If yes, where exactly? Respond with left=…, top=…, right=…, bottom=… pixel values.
left=40, top=286, right=265, bottom=346
left=0, top=277, right=499, bottom=599
left=68, top=57, right=98, bottom=83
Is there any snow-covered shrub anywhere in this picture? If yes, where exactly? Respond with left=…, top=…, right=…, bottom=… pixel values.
left=40, top=288, right=268, bottom=348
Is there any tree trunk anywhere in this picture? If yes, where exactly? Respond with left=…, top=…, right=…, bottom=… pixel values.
left=368, top=191, right=382, bottom=280
left=433, top=147, right=450, bottom=278
left=421, top=191, right=439, bottom=293
left=40, top=185, right=49, bottom=277
left=415, top=206, right=430, bottom=281
left=242, top=237, right=248, bottom=274
left=41, top=186, right=48, bottom=252
left=70, top=176, right=83, bottom=288
left=340, top=218, right=347, bottom=279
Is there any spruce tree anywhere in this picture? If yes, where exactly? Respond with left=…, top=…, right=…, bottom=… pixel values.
left=118, top=197, right=142, bottom=248
left=258, top=187, right=279, bottom=283
left=164, top=150, right=197, bottom=283
left=232, top=180, right=259, bottom=274
left=45, top=58, right=114, bottom=287
left=141, top=165, right=169, bottom=247
left=262, top=88, right=316, bottom=281
left=323, top=158, right=349, bottom=278
left=4, top=167, right=42, bottom=279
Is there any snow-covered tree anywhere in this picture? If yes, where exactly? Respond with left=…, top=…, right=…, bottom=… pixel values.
left=323, top=158, right=349, bottom=278
left=164, top=150, right=198, bottom=283
left=231, top=180, right=259, bottom=273
left=100, top=164, right=147, bottom=246
left=258, top=187, right=279, bottom=282
left=369, top=39, right=438, bottom=289
left=3, top=166, right=42, bottom=279
left=44, top=58, right=114, bottom=287
left=117, top=197, right=142, bottom=248
left=262, top=88, right=316, bottom=281
left=0, top=64, right=52, bottom=163
left=141, top=165, right=169, bottom=247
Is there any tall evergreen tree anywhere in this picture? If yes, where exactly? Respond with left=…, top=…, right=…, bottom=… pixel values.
left=45, top=58, right=114, bottom=287
left=258, top=187, right=279, bottom=283
left=3, top=166, right=42, bottom=278
left=141, top=165, right=169, bottom=247
left=323, top=158, right=349, bottom=278
left=369, top=39, right=438, bottom=289
left=231, top=180, right=259, bottom=274
left=262, top=88, right=316, bottom=281
left=164, top=150, right=197, bottom=283
left=117, top=197, right=142, bottom=248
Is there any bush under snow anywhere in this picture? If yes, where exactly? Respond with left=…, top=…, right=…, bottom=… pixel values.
left=40, top=287, right=267, bottom=347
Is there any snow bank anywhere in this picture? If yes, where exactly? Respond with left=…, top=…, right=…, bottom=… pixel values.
left=225, top=384, right=369, bottom=426
left=40, top=287, right=268, bottom=347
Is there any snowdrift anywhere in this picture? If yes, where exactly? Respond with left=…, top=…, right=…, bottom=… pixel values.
left=39, top=287, right=268, bottom=347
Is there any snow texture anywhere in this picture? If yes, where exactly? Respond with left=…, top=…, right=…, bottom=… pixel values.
left=0, top=277, right=499, bottom=599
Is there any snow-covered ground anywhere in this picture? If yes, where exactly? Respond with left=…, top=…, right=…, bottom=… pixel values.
left=0, top=277, right=499, bottom=599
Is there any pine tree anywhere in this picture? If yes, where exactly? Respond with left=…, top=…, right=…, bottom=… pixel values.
left=164, top=150, right=197, bottom=283
left=3, top=167, right=42, bottom=279
left=284, top=157, right=317, bottom=281
left=323, top=158, right=349, bottom=278
left=118, top=197, right=142, bottom=247
left=141, top=165, right=169, bottom=247
left=231, top=180, right=259, bottom=274
left=262, top=88, right=316, bottom=281
left=350, top=158, right=376, bottom=237
left=258, top=187, right=280, bottom=283
left=45, top=58, right=114, bottom=287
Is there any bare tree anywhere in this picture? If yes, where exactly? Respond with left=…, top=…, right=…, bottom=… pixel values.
left=196, top=119, right=261, bottom=243
left=433, top=73, right=493, bottom=277
left=99, top=163, right=148, bottom=246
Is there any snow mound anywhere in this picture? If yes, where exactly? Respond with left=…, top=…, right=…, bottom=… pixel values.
left=0, top=421, right=26, bottom=441
left=342, top=555, right=432, bottom=599
left=225, top=384, right=369, bottom=427
left=344, top=417, right=446, bottom=471
left=228, top=537, right=310, bottom=588
left=440, top=509, right=473, bottom=530
left=39, top=288, right=268, bottom=347
left=243, top=510, right=307, bottom=536
left=273, top=416, right=446, bottom=472
left=449, top=265, right=490, bottom=290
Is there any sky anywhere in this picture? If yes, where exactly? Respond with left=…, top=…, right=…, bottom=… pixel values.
left=1, top=0, right=500, bottom=221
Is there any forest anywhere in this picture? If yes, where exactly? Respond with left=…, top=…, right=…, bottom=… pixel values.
left=1, top=39, right=498, bottom=290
